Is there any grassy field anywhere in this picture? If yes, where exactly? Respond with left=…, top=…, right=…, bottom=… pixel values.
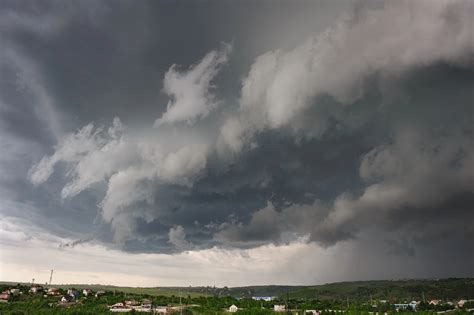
left=0, top=281, right=210, bottom=298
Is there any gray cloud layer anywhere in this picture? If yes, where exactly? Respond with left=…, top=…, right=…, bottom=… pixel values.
left=1, top=0, right=473, bottom=279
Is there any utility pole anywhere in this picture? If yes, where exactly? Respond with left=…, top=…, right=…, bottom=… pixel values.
left=32, top=278, right=35, bottom=285
left=422, top=291, right=426, bottom=303
left=180, top=289, right=183, bottom=315
left=49, top=269, right=54, bottom=286
left=346, top=296, right=349, bottom=310
left=286, top=292, right=290, bottom=315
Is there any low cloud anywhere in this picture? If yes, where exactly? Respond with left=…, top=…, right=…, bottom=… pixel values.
left=168, top=225, right=192, bottom=250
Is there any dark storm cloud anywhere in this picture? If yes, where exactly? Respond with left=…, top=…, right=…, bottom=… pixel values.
left=1, top=0, right=473, bottom=279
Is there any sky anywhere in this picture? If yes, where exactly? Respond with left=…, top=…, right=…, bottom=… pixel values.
left=0, top=0, right=473, bottom=287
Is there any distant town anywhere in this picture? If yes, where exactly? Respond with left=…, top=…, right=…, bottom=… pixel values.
left=1, top=278, right=473, bottom=314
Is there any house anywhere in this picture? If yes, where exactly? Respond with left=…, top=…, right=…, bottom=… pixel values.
left=95, top=290, right=106, bottom=297
left=67, top=288, right=80, bottom=298
left=30, top=284, right=44, bottom=293
left=409, top=301, right=419, bottom=310
left=82, top=288, right=92, bottom=296
left=229, top=304, right=239, bottom=312
left=155, top=306, right=170, bottom=314
left=109, top=302, right=132, bottom=312
left=393, top=302, right=418, bottom=311
left=142, top=298, right=152, bottom=305
left=124, top=299, right=139, bottom=306
left=140, top=303, right=152, bottom=310
left=110, top=302, right=125, bottom=308
left=458, top=300, right=468, bottom=307
left=252, top=296, right=274, bottom=301
left=429, top=300, right=440, bottom=305
left=9, top=288, right=20, bottom=295
left=47, top=288, right=61, bottom=296
left=0, top=291, right=10, bottom=301
left=60, top=295, right=74, bottom=303
left=306, top=310, right=320, bottom=315
left=274, top=305, right=286, bottom=312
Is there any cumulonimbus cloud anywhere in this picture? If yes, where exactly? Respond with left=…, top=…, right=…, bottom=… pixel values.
left=218, top=0, right=473, bottom=155
left=154, top=42, right=232, bottom=126
left=27, top=0, right=474, bottom=254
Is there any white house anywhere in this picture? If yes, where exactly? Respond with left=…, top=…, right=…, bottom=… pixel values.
left=252, top=296, right=274, bottom=301
left=9, top=289, right=20, bottom=295
left=61, top=295, right=73, bottom=303
left=47, top=288, right=60, bottom=296
left=155, top=306, right=169, bottom=313
left=30, top=284, right=43, bottom=293
left=83, top=289, right=92, bottom=296
left=110, top=302, right=125, bottom=308
left=95, top=290, right=106, bottom=297
left=229, top=304, right=239, bottom=312
left=274, top=305, right=286, bottom=312
left=458, top=300, right=468, bottom=307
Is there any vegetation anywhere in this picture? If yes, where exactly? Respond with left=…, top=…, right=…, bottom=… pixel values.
left=0, top=279, right=473, bottom=314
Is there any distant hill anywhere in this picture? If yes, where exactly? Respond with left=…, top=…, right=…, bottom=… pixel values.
left=185, top=278, right=474, bottom=301
left=284, top=278, right=474, bottom=301
left=2, top=278, right=472, bottom=301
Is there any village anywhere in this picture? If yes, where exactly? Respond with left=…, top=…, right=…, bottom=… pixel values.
left=1, top=282, right=474, bottom=314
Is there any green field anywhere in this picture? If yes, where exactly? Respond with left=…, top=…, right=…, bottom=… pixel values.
left=0, top=282, right=210, bottom=298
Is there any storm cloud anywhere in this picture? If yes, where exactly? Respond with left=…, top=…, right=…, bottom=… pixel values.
left=1, top=0, right=473, bottom=284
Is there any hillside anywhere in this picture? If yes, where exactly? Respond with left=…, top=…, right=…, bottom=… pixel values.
left=187, top=278, right=474, bottom=301
left=2, top=278, right=472, bottom=301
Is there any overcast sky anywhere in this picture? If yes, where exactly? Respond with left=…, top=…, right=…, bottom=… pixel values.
left=1, top=0, right=473, bottom=287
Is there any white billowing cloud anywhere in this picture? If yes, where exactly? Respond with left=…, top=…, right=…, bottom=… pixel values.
left=29, top=118, right=210, bottom=241
left=219, top=0, right=473, bottom=153
left=29, top=123, right=105, bottom=186
left=168, top=225, right=191, bottom=249
left=155, top=43, right=232, bottom=126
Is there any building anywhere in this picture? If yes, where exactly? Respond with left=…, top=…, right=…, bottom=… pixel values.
left=306, top=310, right=320, bottom=315
left=229, top=304, right=239, bottom=312
left=274, top=305, right=286, bottom=312
left=0, top=291, right=10, bottom=301
left=125, top=299, right=139, bottom=306
left=30, top=284, right=44, bottom=293
left=429, top=300, right=439, bottom=306
left=252, top=296, right=274, bottom=301
left=9, top=288, right=20, bottom=295
left=82, top=288, right=93, bottom=296
left=47, top=288, right=61, bottom=296
left=67, top=288, right=80, bottom=298
left=95, top=290, right=106, bottom=297
left=60, top=295, right=74, bottom=303
left=155, top=306, right=170, bottom=314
